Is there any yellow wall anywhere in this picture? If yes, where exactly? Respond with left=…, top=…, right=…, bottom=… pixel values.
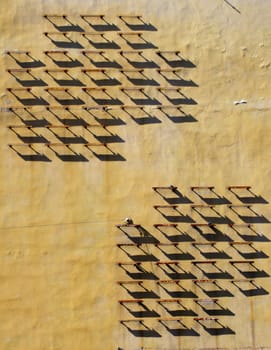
left=0, top=0, right=271, bottom=349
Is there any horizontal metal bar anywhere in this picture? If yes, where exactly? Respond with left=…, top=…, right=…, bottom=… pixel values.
left=228, top=186, right=251, bottom=190
left=152, top=186, right=177, bottom=190
left=192, top=261, right=216, bottom=264
left=193, top=279, right=217, bottom=283
left=6, top=50, right=30, bottom=54
left=7, top=87, right=32, bottom=91
left=7, top=68, right=31, bottom=72
left=115, top=224, right=140, bottom=228
left=191, top=205, right=215, bottom=208
left=191, top=223, right=216, bottom=227
left=230, top=260, right=254, bottom=264
left=155, top=261, right=180, bottom=265
left=45, top=87, right=70, bottom=91
left=191, top=186, right=215, bottom=190
left=120, top=50, right=143, bottom=54
left=154, top=205, right=178, bottom=209
left=228, top=205, right=252, bottom=208
left=44, top=14, right=68, bottom=17
left=44, top=50, right=69, bottom=54
left=157, top=280, right=183, bottom=284
left=45, top=69, right=69, bottom=72
left=192, top=242, right=215, bottom=246
left=117, top=262, right=142, bottom=265
left=119, top=32, right=143, bottom=36
left=229, top=224, right=252, bottom=228
left=157, top=87, right=182, bottom=91
left=119, top=299, right=143, bottom=303
left=119, top=15, right=142, bottom=18
left=156, top=50, right=180, bottom=54
left=117, top=280, right=143, bottom=284
left=153, top=224, right=178, bottom=227
left=230, top=242, right=252, bottom=245
left=80, top=14, right=105, bottom=18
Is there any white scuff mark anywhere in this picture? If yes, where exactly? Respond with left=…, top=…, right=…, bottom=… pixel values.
left=234, top=99, right=247, bottom=105
left=124, top=217, right=133, bottom=225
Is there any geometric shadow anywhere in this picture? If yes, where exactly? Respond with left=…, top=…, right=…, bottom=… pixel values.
left=157, top=280, right=198, bottom=298
left=118, top=281, right=160, bottom=299
left=231, top=280, right=269, bottom=297
left=159, top=319, right=200, bottom=336
left=154, top=224, right=194, bottom=242
left=120, top=320, right=161, bottom=337
left=195, top=318, right=235, bottom=335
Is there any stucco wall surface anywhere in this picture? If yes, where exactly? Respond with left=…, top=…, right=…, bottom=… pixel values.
left=0, top=0, right=270, bottom=349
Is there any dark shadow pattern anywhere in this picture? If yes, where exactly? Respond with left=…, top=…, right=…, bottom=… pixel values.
left=157, top=106, right=197, bottom=123
left=117, top=224, right=159, bottom=244
left=192, top=187, right=231, bottom=205
left=158, top=300, right=198, bottom=317
left=196, top=319, right=235, bottom=335
left=230, top=261, right=269, bottom=279
left=7, top=51, right=45, bottom=68
left=158, top=69, right=198, bottom=87
left=47, top=144, right=89, bottom=162
left=120, top=51, right=159, bottom=69
left=46, top=88, right=85, bottom=105
left=119, top=263, right=159, bottom=280
left=154, top=205, right=195, bottom=223
left=118, top=244, right=159, bottom=262
left=158, top=88, right=197, bottom=105
left=119, top=16, right=157, bottom=31
left=44, top=32, right=83, bottom=49
left=193, top=242, right=232, bottom=260
left=157, top=262, right=196, bottom=280
left=82, top=69, right=121, bottom=86
left=153, top=186, right=193, bottom=204
left=81, top=15, right=120, bottom=31
left=123, top=106, right=161, bottom=125
left=195, top=299, right=235, bottom=316
left=121, top=69, right=159, bottom=86
left=8, top=69, right=47, bottom=87
left=121, top=321, right=161, bottom=337
left=44, top=15, right=84, bottom=32
left=119, top=281, right=160, bottom=299
left=83, top=88, right=123, bottom=105
left=7, top=17, right=198, bottom=162
left=9, top=144, right=51, bottom=162
left=228, top=186, right=268, bottom=204
left=46, top=69, right=85, bottom=86
left=231, top=242, right=269, bottom=259
left=159, top=320, right=200, bottom=336
left=117, top=184, right=270, bottom=338
left=8, top=88, right=49, bottom=106
left=119, top=33, right=157, bottom=50
left=192, top=224, right=233, bottom=242
left=86, top=143, right=126, bottom=161
left=154, top=224, right=195, bottom=242
left=82, top=33, right=120, bottom=49
left=192, top=205, right=234, bottom=225
left=120, top=300, right=160, bottom=318
left=231, top=280, right=269, bottom=297
left=83, top=50, right=122, bottom=68
left=156, top=244, right=194, bottom=260
left=194, top=280, right=234, bottom=298
left=193, top=261, right=233, bottom=279
left=157, top=281, right=198, bottom=298
left=9, top=126, right=49, bottom=144
left=45, top=51, right=84, bottom=68
left=229, top=205, right=270, bottom=224
left=157, top=51, right=196, bottom=68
